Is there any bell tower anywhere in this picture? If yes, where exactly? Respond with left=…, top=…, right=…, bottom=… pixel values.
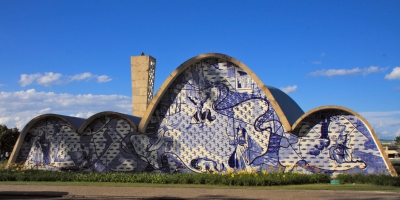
left=130, top=54, right=156, bottom=118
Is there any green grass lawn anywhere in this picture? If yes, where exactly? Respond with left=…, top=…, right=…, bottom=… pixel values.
left=1, top=181, right=399, bottom=193
left=1, top=160, right=399, bottom=192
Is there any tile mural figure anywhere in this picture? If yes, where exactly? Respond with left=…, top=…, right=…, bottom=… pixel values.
left=144, top=59, right=283, bottom=173
left=9, top=53, right=396, bottom=176
left=283, top=109, right=388, bottom=175
left=15, top=113, right=150, bottom=172
left=16, top=117, right=82, bottom=170
left=228, top=122, right=250, bottom=170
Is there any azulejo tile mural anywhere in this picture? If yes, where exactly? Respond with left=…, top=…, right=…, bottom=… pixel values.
left=9, top=53, right=396, bottom=176
left=287, top=109, right=388, bottom=175
left=15, top=114, right=148, bottom=172
left=16, top=117, right=80, bottom=170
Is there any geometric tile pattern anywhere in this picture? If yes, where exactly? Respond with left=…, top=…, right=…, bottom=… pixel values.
left=145, top=59, right=285, bottom=173
left=288, top=109, right=390, bottom=175
left=13, top=56, right=393, bottom=175
left=147, top=58, right=156, bottom=106
left=141, top=58, right=391, bottom=175
left=16, top=117, right=81, bottom=170
left=77, top=115, right=148, bottom=172
left=16, top=115, right=149, bottom=172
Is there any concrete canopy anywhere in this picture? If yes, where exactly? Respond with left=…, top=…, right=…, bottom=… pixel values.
left=77, top=111, right=140, bottom=133
left=138, top=53, right=304, bottom=133
left=291, top=105, right=397, bottom=176
left=8, top=111, right=140, bottom=166
left=7, top=53, right=396, bottom=176
left=9, top=114, right=86, bottom=163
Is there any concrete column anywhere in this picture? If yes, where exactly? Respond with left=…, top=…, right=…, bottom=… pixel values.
left=131, top=54, right=156, bottom=118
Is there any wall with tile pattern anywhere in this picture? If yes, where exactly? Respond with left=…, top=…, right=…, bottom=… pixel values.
left=12, top=55, right=393, bottom=175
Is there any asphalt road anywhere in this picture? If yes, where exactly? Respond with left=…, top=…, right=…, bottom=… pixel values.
left=1, top=184, right=400, bottom=199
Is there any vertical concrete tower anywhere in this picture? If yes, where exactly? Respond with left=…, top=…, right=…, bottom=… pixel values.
left=131, top=54, right=156, bottom=117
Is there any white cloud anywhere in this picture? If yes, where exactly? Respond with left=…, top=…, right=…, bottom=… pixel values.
left=363, top=66, right=387, bottom=75
left=19, top=73, right=41, bottom=87
left=361, top=111, right=400, bottom=118
left=385, top=67, right=400, bottom=80
left=280, top=85, right=298, bottom=94
left=394, top=86, right=400, bottom=90
left=97, top=75, right=112, bottom=83
left=70, top=111, right=96, bottom=118
left=308, top=66, right=387, bottom=77
left=36, top=72, right=62, bottom=86
left=309, top=68, right=361, bottom=76
left=0, top=89, right=132, bottom=130
left=380, top=130, right=389, bottom=135
left=68, top=72, right=112, bottom=83
left=0, top=117, right=11, bottom=125
left=321, top=52, right=326, bottom=57
left=0, top=84, right=4, bottom=87
left=360, top=111, right=400, bottom=139
left=19, top=72, right=113, bottom=87
left=38, top=107, right=51, bottom=114
left=69, top=72, right=94, bottom=82
left=312, top=61, right=321, bottom=65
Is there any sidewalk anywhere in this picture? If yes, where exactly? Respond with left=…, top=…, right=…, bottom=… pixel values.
left=1, top=184, right=400, bottom=199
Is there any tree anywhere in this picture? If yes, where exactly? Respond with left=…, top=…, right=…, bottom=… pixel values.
left=0, top=125, right=20, bottom=155
left=395, top=136, right=400, bottom=147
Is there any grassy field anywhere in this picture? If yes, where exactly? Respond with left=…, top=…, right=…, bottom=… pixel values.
left=1, top=181, right=399, bottom=193
left=1, top=160, right=399, bottom=192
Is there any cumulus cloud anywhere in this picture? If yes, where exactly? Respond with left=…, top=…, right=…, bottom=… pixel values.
left=69, top=72, right=93, bottom=82
left=19, top=72, right=112, bottom=87
left=385, top=67, right=400, bottom=80
left=19, top=73, right=42, bottom=87
left=363, top=66, right=385, bottom=75
left=68, top=72, right=112, bottom=83
left=360, top=111, right=400, bottom=138
left=36, top=72, right=62, bottom=86
left=280, top=85, right=298, bottom=94
left=71, top=111, right=96, bottom=118
left=0, top=117, right=11, bottom=125
left=308, top=66, right=387, bottom=77
left=0, top=89, right=132, bottom=129
left=97, top=75, right=112, bottom=83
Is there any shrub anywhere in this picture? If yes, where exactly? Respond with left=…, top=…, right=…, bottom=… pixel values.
left=1, top=164, right=399, bottom=187
left=336, top=174, right=400, bottom=187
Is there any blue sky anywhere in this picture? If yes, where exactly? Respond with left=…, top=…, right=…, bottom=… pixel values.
left=1, top=0, right=399, bottom=139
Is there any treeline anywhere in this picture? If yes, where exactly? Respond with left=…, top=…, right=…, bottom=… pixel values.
left=0, top=125, right=20, bottom=157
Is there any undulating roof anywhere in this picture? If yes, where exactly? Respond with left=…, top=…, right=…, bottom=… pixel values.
left=138, top=53, right=305, bottom=132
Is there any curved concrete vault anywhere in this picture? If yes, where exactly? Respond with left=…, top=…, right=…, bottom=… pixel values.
left=9, top=53, right=397, bottom=176
left=138, top=53, right=304, bottom=133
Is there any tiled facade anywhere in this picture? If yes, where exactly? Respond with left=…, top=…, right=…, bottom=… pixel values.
left=9, top=54, right=396, bottom=176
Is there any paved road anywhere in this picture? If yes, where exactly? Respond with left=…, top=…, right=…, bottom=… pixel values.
left=1, top=184, right=400, bottom=199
